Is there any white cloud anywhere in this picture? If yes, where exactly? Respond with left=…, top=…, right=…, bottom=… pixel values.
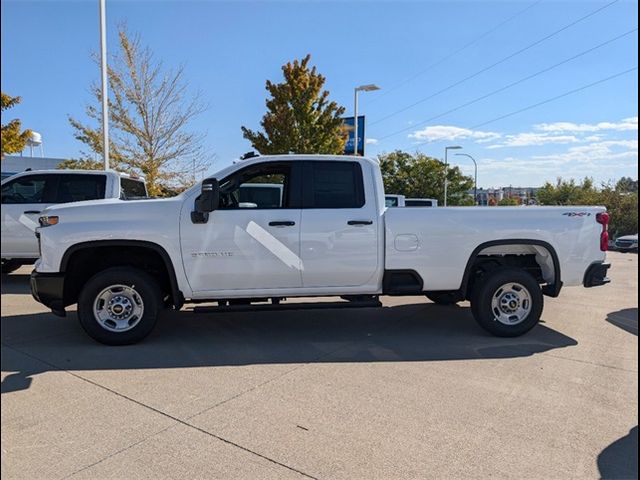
left=487, top=133, right=580, bottom=149
left=366, top=138, right=379, bottom=145
left=408, top=125, right=501, bottom=143
left=532, top=139, right=638, bottom=163
left=534, top=116, right=638, bottom=133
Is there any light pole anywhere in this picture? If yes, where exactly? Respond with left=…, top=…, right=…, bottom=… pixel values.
left=455, top=153, right=478, bottom=205
left=443, top=145, right=462, bottom=206
left=99, top=0, right=110, bottom=170
left=353, top=84, right=380, bottom=156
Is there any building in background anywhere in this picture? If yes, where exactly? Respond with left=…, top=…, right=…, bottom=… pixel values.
left=1, top=155, right=65, bottom=179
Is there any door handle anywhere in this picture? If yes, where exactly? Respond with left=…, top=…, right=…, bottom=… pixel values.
left=268, top=221, right=296, bottom=227
left=347, top=220, right=373, bottom=226
left=23, top=210, right=41, bottom=214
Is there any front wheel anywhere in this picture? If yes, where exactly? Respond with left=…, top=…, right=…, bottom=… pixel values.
left=77, top=267, right=162, bottom=345
left=471, top=267, right=543, bottom=337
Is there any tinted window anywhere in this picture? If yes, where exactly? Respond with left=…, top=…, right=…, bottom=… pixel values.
left=1, top=175, right=52, bottom=204
left=121, top=178, right=147, bottom=199
left=405, top=200, right=433, bottom=207
left=304, top=161, right=364, bottom=208
left=385, top=197, right=399, bottom=207
left=54, top=174, right=106, bottom=203
left=218, top=163, right=294, bottom=209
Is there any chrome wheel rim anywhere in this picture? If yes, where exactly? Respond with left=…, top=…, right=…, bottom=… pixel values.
left=93, top=284, right=144, bottom=332
left=491, top=282, right=532, bottom=325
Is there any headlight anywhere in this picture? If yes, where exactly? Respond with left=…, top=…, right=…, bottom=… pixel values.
left=38, top=215, right=59, bottom=227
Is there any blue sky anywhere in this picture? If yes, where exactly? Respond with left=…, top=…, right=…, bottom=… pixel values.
left=1, top=0, right=637, bottom=187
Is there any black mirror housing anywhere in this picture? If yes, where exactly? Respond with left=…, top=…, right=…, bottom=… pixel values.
left=191, top=178, right=219, bottom=223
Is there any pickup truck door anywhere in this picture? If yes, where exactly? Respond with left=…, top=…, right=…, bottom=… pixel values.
left=180, top=161, right=303, bottom=293
left=299, top=160, right=379, bottom=288
left=1, top=174, right=57, bottom=258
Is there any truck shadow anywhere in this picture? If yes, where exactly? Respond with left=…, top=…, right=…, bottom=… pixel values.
left=1, top=303, right=578, bottom=394
left=606, top=308, right=638, bottom=336
left=597, top=426, right=638, bottom=479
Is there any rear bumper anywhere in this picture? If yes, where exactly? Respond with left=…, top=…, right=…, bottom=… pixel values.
left=30, top=271, right=66, bottom=317
left=583, top=262, right=611, bottom=288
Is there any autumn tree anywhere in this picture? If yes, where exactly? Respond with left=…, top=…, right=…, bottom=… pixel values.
left=68, top=27, right=210, bottom=196
left=242, top=54, right=346, bottom=154
left=537, top=177, right=638, bottom=236
left=378, top=150, right=474, bottom=206
left=1, top=93, right=31, bottom=158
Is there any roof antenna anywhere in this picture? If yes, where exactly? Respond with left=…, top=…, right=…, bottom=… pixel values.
left=240, top=151, right=258, bottom=160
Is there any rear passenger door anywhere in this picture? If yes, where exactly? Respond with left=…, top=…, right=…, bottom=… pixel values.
left=299, top=160, right=379, bottom=288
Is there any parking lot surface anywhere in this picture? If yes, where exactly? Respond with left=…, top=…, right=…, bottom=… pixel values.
left=1, top=252, right=637, bottom=479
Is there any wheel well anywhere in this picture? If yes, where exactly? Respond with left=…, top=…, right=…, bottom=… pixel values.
left=62, top=245, right=176, bottom=308
left=461, top=242, right=560, bottom=299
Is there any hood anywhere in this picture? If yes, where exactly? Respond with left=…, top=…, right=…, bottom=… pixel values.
left=616, top=234, right=638, bottom=241
left=43, top=196, right=180, bottom=214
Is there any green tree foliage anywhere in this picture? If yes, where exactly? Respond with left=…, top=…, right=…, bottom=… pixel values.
left=241, top=55, right=346, bottom=155
left=537, top=177, right=638, bottom=236
left=68, top=27, right=209, bottom=197
left=378, top=150, right=474, bottom=206
left=498, top=197, right=520, bottom=206
left=57, top=158, right=103, bottom=170
left=1, top=93, right=31, bottom=158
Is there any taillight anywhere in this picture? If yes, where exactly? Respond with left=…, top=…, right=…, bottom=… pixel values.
left=596, top=212, right=610, bottom=251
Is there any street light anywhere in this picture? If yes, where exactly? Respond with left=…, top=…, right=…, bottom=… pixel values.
left=455, top=153, right=478, bottom=206
left=353, top=84, right=380, bottom=156
left=99, top=0, right=109, bottom=170
left=443, top=145, right=462, bottom=206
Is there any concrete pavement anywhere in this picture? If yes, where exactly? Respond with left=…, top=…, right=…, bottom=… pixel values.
left=1, top=252, right=637, bottom=479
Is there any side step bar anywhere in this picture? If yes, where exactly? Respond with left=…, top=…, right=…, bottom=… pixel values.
left=190, top=298, right=382, bottom=314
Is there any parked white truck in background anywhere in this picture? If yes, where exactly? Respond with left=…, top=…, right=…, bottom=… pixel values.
left=1, top=170, right=147, bottom=273
left=30, top=155, right=611, bottom=345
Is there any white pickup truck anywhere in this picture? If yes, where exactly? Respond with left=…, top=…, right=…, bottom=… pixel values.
left=30, top=155, right=611, bottom=345
left=1, top=169, right=147, bottom=273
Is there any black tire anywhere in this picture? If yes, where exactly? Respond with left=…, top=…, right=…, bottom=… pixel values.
left=470, top=267, right=543, bottom=337
left=77, top=267, right=162, bottom=345
left=425, top=291, right=463, bottom=305
left=1, top=259, right=22, bottom=274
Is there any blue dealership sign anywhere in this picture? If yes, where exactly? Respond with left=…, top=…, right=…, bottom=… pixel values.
left=342, top=115, right=365, bottom=156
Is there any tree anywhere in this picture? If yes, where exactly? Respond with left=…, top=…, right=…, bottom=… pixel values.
left=536, top=176, right=638, bottom=237
left=68, top=27, right=209, bottom=196
left=241, top=54, right=346, bottom=155
left=57, top=158, right=103, bottom=170
left=498, top=197, right=520, bottom=206
left=1, top=93, right=31, bottom=158
left=378, top=150, right=474, bottom=206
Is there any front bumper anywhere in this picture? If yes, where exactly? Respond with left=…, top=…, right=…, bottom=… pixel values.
left=30, top=271, right=66, bottom=317
left=583, top=262, right=611, bottom=288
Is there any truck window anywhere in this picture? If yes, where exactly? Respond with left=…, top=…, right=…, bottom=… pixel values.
left=219, top=162, right=293, bottom=209
left=304, top=161, right=364, bottom=208
left=405, top=200, right=433, bottom=207
left=385, top=197, right=399, bottom=207
left=1, top=175, right=53, bottom=204
left=120, top=178, right=147, bottom=199
left=54, top=174, right=106, bottom=203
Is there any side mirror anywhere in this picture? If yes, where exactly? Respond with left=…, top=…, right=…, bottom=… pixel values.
left=191, top=178, right=219, bottom=224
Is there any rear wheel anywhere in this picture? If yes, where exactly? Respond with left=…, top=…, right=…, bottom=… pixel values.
left=425, top=291, right=463, bottom=305
left=471, top=267, right=543, bottom=337
left=77, top=267, right=162, bottom=345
